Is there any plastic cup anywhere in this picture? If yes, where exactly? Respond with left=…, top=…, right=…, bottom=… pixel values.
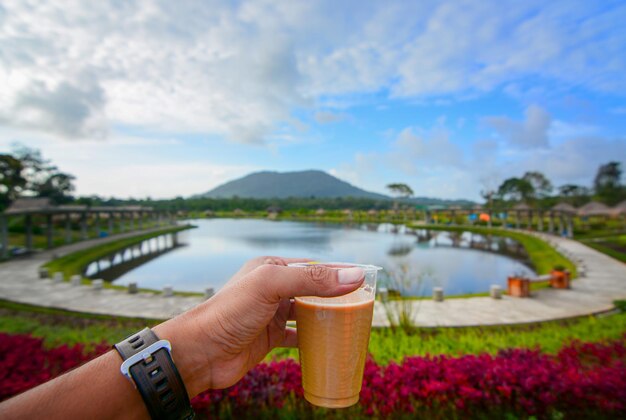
left=289, top=262, right=381, bottom=408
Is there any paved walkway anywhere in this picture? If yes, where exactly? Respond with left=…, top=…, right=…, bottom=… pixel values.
left=0, top=228, right=625, bottom=326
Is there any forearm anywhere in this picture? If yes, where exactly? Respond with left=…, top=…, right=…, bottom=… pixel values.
left=0, top=350, right=148, bottom=419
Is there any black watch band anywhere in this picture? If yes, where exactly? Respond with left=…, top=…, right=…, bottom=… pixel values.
left=114, top=328, right=195, bottom=420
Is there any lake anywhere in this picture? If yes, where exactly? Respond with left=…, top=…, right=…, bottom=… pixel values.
left=86, top=219, right=536, bottom=296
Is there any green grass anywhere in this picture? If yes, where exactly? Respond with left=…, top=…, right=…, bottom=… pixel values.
left=42, top=225, right=196, bottom=295
left=412, top=224, right=578, bottom=279
left=580, top=235, right=626, bottom=263
left=7, top=220, right=168, bottom=250
left=0, top=299, right=159, bottom=350
left=269, top=305, right=626, bottom=364
left=2, top=298, right=625, bottom=363
left=8, top=232, right=83, bottom=249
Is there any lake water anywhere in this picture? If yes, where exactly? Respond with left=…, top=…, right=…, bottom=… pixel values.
left=88, top=219, right=535, bottom=296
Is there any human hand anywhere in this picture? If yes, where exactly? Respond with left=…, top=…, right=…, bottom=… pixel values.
left=154, top=256, right=365, bottom=396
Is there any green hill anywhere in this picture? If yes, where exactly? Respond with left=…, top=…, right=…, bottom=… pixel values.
left=198, top=170, right=389, bottom=199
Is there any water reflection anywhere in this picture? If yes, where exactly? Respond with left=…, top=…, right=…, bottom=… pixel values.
left=84, top=233, right=185, bottom=281
left=107, top=219, right=535, bottom=296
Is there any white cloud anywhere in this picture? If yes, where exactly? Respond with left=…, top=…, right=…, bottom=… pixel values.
left=549, top=120, right=600, bottom=141
left=485, top=105, right=552, bottom=149
left=504, top=136, right=626, bottom=187
left=333, top=114, right=626, bottom=200
left=0, top=129, right=256, bottom=198
left=76, top=162, right=257, bottom=199
left=1, top=0, right=625, bottom=145
left=390, top=125, right=464, bottom=174
left=332, top=122, right=472, bottom=199
left=314, top=111, right=348, bottom=124
left=0, top=78, right=107, bottom=139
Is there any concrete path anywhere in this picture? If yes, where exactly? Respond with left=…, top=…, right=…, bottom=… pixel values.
left=0, top=226, right=204, bottom=319
left=0, top=228, right=625, bottom=326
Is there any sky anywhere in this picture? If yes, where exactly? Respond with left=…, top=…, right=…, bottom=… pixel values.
left=0, top=0, right=625, bottom=201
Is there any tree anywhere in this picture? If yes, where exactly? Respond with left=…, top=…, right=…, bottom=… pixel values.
left=12, top=146, right=58, bottom=193
left=480, top=189, right=495, bottom=210
left=559, top=184, right=590, bottom=206
left=0, top=154, right=27, bottom=210
left=594, top=162, right=624, bottom=205
left=386, top=183, right=414, bottom=198
left=522, top=171, right=552, bottom=199
left=386, top=183, right=414, bottom=211
left=36, top=173, right=76, bottom=204
left=559, top=184, right=588, bottom=197
left=1, top=145, right=76, bottom=206
left=497, top=177, right=534, bottom=202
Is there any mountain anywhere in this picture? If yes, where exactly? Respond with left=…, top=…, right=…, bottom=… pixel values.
left=196, top=170, right=475, bottom=206
left=198, top=170, right=389, bottom=199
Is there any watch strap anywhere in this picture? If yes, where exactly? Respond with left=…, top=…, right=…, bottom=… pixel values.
left=115, top=328, right=194, bottom=420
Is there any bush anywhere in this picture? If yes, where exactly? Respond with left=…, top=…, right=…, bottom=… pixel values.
left=0, top=333, right=108, bottom=401
left=2, top=333, right=625, bottom=418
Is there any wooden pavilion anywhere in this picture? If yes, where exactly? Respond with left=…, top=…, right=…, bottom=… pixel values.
left=0, top=198, right=171, bottom=258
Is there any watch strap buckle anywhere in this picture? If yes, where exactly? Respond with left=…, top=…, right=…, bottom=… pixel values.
left=119, top=339, right=172, bottom=380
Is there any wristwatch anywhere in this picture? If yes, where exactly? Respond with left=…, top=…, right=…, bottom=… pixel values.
left=114, top=328, right=195, bottom=420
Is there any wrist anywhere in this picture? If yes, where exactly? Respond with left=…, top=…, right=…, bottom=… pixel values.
left=153, top=308, right=215, bottom=397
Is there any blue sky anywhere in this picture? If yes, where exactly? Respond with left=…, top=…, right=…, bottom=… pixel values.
left=0, top=0, right=625, bottom=200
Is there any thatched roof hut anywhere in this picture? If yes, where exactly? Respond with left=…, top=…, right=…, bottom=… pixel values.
left=512, top=203, right=531, bottom=212
left=315, top=208, right=326, bottom=216
left=551, top=202, right=577, bottom=214
left=610, top=200, right=626, bottom=216
left=577, top=201, right=611, bottom=217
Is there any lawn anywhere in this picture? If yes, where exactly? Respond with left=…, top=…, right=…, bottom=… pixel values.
left=6, top=218, right=168, bottom=250
left=3, top=298, right=625, bottom=365
left=580, top=234, right=626, bottom=263
left=411, top=224, right=578, bottom=279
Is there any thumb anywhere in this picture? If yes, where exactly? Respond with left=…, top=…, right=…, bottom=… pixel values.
left=248, top=264, right=365, bottom=303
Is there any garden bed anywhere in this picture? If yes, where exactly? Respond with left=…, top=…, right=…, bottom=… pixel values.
left=1, top=332, right=624, bottom=418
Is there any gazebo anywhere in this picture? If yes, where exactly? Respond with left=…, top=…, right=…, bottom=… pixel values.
left=547, top=202, right=577, bottom=237
left=551, top=202, right=577, bottom=214
left=612, top=200, right=626, bottom=228
left=577, top=201, right=612, bottom=217
left=577, top=201, right=613, bottom=233
left=512, top=203, right=532, bottom=229
left=611, top=200, right=626, bottom=216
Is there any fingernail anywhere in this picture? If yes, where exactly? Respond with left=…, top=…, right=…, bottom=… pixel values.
left=338, top=267, right=364, bottom=284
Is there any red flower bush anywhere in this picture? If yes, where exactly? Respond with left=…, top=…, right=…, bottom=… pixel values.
left=0, top=334, right=108, bottom=401
left=1, top=332, right=625, bottom=418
